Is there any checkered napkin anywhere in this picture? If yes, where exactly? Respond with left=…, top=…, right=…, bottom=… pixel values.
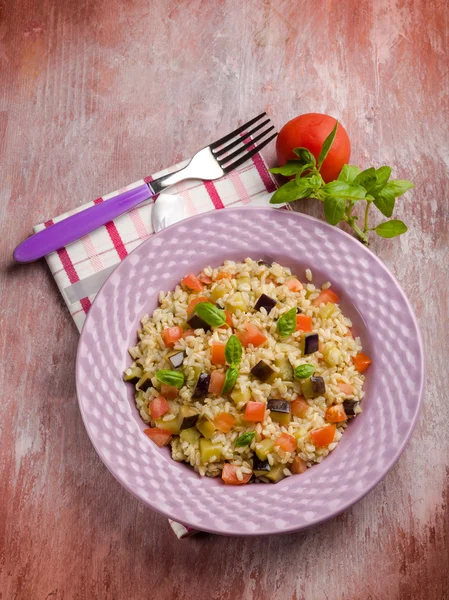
left=35, top=153, right=280, bottom=538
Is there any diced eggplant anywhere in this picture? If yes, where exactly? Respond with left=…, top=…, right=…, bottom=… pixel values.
left=230, top=387, right=251, bottom=405
left=187, top=314, right=211, bottom=332
left=226, top=292, right=247, bottom=313
left=136, top=374, right=153, bottom=392
left=254, top=293, right=277, bottom=313
left=255, top=438, right=275, bottom=460
left=265, top=463, right=285, bottom=483
left=253, top=456, right=270, bottom=477
left=180, top=405, right=199, bottom=429
left=123, top=366, right=143, bottom=385
left=196, top=418, right=216, bottom=439
left=168, top=351, right=185, bottom=369
left=257, top=259, right=272, bottom=267
left=301, top=376, right=326, bottom=399
left=267, top=399, right=291, bottom=425
left=155, top=413, right=183, bottom=435
left=274, top=357, right=293, bottom=381
left=343, top=400, right=359, bottom=417
left=180, top=427, right=201, bottom=444
left=199, top=439, right=223, bottom=462
left=210, top=284, right=227, bottom=302
left=251, top=360, right=275, bottom=382
left=193, top=373, right=210, bottom=398
left=296, top=307, right=302, bottom=314
left=301, top=333, right=319, bottom=355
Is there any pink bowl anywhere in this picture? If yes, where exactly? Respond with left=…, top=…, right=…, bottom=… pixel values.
left=76, top=207, right=424, bottom=536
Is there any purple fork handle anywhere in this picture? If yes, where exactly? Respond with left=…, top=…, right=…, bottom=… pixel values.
left=13, top=183, right=154, bottom=263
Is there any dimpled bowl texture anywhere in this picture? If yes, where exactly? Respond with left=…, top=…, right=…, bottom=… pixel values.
left=76, top=207, right=424, bottom=536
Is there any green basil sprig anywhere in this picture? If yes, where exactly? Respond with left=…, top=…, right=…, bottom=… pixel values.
left=222, top=366, right=239, bottom=394
left=156, top=370, right=185, bottom=388
left=294, top=364, right=315, bottom=379
left=235, top=431, right=256, bottom=447
left=269, top=120, right=413, bottom=245
left=194, top=302, right=226, bottom=327
left=276, top=307, right=297, bottom=338
left=225, top=334, right=242, bottom=366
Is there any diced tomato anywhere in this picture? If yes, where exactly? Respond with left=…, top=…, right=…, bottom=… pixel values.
left=291, top=456, right=307, bottom=474
left=187, top=296, right=209, bottom=315
left=345, top=328, right=353, bottom=338
left=144, top=427, right=172, bottom=447
left=295, top=314, right=313, bottom=332
left=337, top=382, right=355, bottom=395
left=266, top=276, right=276, bottom=284
left=225, top=310, right=233, bottom=327
left=160, top=384, right=178, bottom=400
left=215, top=272, right=233, bottom=280
left=276, top=432, right=297, bottom=453
left=198, top=273, right=213, bottom=284
left=318, top=341, right=325, bottom=354
left=211, top=342, right=226, bottom=365
left=291, top=396, right=309, bottom=418
left=311, top=425, right=336, bottom=447
left=285, top=278, right=303, bottom=292
left=162, top=326, right=183, bottom=347
left=182, top=328, right=195, bottom=339
left=222, top=464, right=252, bottom=485
left=312, top=289, right=340, bottom=307
left=181, top=273, right=204, bottom=292
left=214, top=412, right=236, bottom=433
left=353, top=352, right=372, bottom=373
left=209, top=370, right=226, bottom=395
left=236, top=323, right=267, bottom=348
left=244, top=401, right=266, bottom=423
left=149, top=395, right=170, bottom=419
left=325, top=404, right=347, bottom=423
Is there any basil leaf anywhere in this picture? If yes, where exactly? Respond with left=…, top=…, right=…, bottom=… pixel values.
left=324, top=195, right=345, bottom=225
left=276, top=307, right=297, bottom=338
left=322, top=181, right=367, bottom=199
left=294, top=364, right=315, bottom=379
left=337, top=165, right=361, bottom=183
left=372, top=166, right=392, bottom=194
left=318, top=120, right=338, bottom=170
left=375, top=220, right=408, bottom=238
left=235, top=431, right=256, bottom=447
left=269, top=160, right=307, bottom=176
left=354, top=167, right=377, bottom=193
left=299, top=173, right=323, bottom=188
left=194, top=302, right=226, bottom=327
left=156, top=370, right=185, bottom=388
left=373, top=186, right=396, bottom=217
left=270, top=179, right=312, bottom=204
left=222, top=366, right=239, bottom=394
left=384, top=179, right=414, bottom=198
left=225, top=335, right=242, bottom=366
left=293, top=147, right=316, bottom=165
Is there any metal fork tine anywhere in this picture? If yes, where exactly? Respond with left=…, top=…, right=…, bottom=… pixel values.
left=213, top=118, right=271, bottom=158
left=222, top=132, right=278, bottom=173
left=219, top=126, right=275, bottom=166
left=209, top=113, right=267, bottom=150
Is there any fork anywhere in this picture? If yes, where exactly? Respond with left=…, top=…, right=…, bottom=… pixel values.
left=13, top=113, right=277, bottom=263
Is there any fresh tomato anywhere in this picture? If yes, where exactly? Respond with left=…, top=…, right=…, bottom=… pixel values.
left=285, top=278, right=303, bottom=292
left=236, top=323, right=267, bottom=348
left=337, top=382, right=355, bottom=395
left=312, top=289, right=340, bottom=307
left=311, top=424, right=336, bottom=447
left=244, top=401, right=266, bottom=422
left=325, top=404, right=348, bottom=423
left=291, top=456, right=307, bottom=474
left=214, top=412, right=236, bottom=433
left=295, top=314, right=313, bottom=332
left=276, top=432, right=297, bottom=453
left=187, top=296, right=209, bottom=315
left=215, top=272, right=233, bottom=280
left=211, top=342, right=226, bottom=365
left=353, top=353, right=372, bottom=373
left=144, top=427, right=172, bottom=447
left=149, top=396, right=170, bottom=419
left=222, top=464, right=252, bottom=485
left=162, top=326, right=183, bottom=347
left=209, top=370, right=226, bottom=395
left=160, top=383, right=178, bottom=400
left=182, top=328, right=195, bottom=339
left=181, top=273, right=203, bottom=292
left=276, top=113, right=351, bottom=183
left=224, top=310, right=233, bottom=327
left=291, top=396, right=309, bottom=417
left=198, top=273, right=212, bottom=284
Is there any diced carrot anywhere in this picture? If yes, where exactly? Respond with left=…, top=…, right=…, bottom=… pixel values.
left=214, top=412, right=236, bottom=433
left=162, top=326, right=183, bottom=347
left=325, top=404, right=348, bottom=423
left=276, top=432, right=297, bottom=453
left=337, top=382, right=355, bottom=396
left=244, top=401, right=266, bottom=423
left=291, top=396, right=309, bottom=418
left=181, top=273, right=204, bottom=292
left=222, top=464, right=252, bottom=485
left=198, top=273, right=213, bottom=284
left=209, top=370, right=226, bottom=395
left=285, top=278, right=303, bottom=292
left=311, top=425, right=336, bottom=447
left=295, top=314, right=313, bottom=332
left=312, top=289, right=340, bottom=307
left=187, top=296, right=209, bottom=315
left=211, top=342, right=226, bottom=365
left=182, top=328, right=195, bottom=339
left=160, top=383, right=178, bottom=400
left=353, top=352, right=372, bottom=373
left=236, top=323, right=267, bottom=348
left=215, top=272, right=233, bottom=280
left=149, top=396, right=170, bottom=419
left=144, top=428, right=172, bottom=447
left=291, top=456, right=307, bottom=474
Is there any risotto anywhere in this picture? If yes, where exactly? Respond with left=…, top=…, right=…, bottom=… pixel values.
left=124, top=258, right=371, bottom=485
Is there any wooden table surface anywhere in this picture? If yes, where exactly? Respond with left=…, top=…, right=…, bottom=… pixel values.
left=1, top=1, right=448, bottom=598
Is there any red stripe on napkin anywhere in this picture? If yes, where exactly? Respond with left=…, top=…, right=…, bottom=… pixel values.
left=204, top=181, right=224, bottom=209
left=251, top=153, right=277, bottom=193
left=93, top=197, right=128, bottom=260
